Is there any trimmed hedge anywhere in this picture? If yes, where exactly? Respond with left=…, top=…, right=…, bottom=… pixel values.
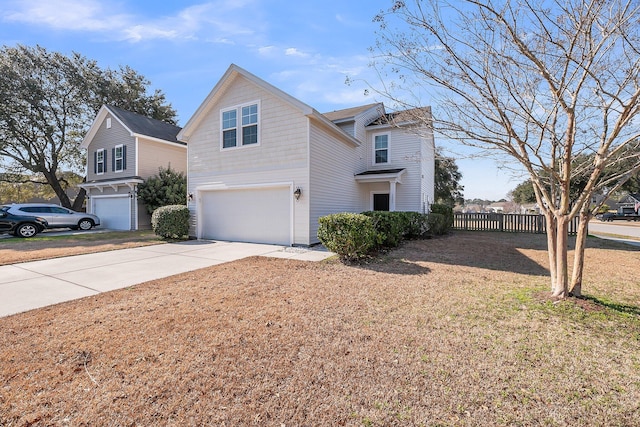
left=319, top=211, right=435, bottom=261
left=317, top=213, right=377, bottom=261
left=426, top=213, right=447, bottom=235
left=430, top=203, right=454, bottom=229
left=362, top=211, right=405, bottom=248
left=151, top=205, right=190, bottom=239
left=318, top=208, right=454, bottom=261
left=362, top=211, right=430, bottom=247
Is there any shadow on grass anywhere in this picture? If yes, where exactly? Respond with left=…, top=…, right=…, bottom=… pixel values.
left=586, top=235, right=640, bottom=252
left=363, top=231, right=552, bottom=276
left=353, top=257, right=431, bottom=275
left=578, top=295, right=640, bottom=316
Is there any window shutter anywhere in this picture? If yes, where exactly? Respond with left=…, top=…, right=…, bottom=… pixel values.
left=123, top=145, right=127, bottom=170
left=112, top=148, right=115, bottom=171
left=93, top=151, right=97, bottom=174
left=104, top=150, right=107, bottom=173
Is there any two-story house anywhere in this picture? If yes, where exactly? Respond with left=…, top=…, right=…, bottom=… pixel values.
left=79, top=105, right=186, bottom=230
left=177, top=64, right=435, bottom=246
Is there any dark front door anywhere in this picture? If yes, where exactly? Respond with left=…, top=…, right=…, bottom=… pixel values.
left=373, top=193, right=390, bottom=211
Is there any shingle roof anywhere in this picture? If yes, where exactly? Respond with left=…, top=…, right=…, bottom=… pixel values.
left=367, top=107, right=432, bottom=126
left=108, top=105, right=184, bottom=145
left=322, top=103, right=381, bottom=122
left=355, top=168, right=405, bottom=176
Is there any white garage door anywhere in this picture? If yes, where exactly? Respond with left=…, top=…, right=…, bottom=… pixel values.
left=93, top=197, right=131, bottom=230
left=200, top=186, right=291, bottom=245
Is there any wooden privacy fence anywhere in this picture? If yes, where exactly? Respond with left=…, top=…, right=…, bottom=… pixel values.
left=453, top=213, right=580, bottom=235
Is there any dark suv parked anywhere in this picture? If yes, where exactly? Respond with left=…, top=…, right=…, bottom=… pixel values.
left=0, top=208, right=49, bottom=238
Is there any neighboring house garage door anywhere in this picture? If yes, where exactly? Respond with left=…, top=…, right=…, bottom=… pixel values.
left=200, top=186, right=291, bottom=245
left=93, top=197, right=131, bottom=230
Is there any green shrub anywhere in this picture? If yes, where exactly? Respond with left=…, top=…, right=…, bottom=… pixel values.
left=317, top=213, right=377, bottom=261
left=426, top=213, right=447, bottom=235
left=361, top=211, right=405, bottom=248
left=138, top=166, right=187, bottom=215
left=361, top=211, right=430, bottom=246
left=396, top=211, right=430, bottom=238
left=430, top=203, right=454, bottom=231
left=151, top=205, right=190, bottom=239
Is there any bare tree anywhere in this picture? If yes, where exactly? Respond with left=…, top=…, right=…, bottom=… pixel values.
left=372, top=0, right=640, bottom=298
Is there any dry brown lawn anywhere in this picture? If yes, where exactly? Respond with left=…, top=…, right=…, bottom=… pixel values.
left=0, top=231, right=164, bottom=266
left=1, top=232, right=639, bottom=426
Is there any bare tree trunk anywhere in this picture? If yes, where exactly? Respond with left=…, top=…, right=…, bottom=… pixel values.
left=544, top=211, right=558, bottom=292
left=71, top=188, right=87, bottom=212
left=570, top=209, right=591, bottom=297
left=41, top=170, right=72, bottom=208
left=552, top=217, right=570, bottom=298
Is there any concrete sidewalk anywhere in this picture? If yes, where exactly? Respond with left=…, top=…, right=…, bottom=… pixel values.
left=0, top=240, right=334, bottom=318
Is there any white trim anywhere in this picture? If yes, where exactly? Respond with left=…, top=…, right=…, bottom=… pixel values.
left=195, top=181, right=294, bottom=245
left=114, top=144, right=124, bottom=173
left=220, top=100, right=261, bottom=151
left=354, top=169, right=405, bottom=184
left=135, top=137, right=139, bottom=176
left=79, top=178, right=144, bottom=192
left=90, top=194, right=132, bottom=230
left=370, top=191, right=390, bottom=211
left=96, top=148, right=105, bottom=175
left=372, top=132, right=390, bottom=166
left=106, top=117, right=111, bottom=129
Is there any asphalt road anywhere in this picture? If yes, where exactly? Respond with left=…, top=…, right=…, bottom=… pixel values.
left=588, top=220, right=640, bottom=239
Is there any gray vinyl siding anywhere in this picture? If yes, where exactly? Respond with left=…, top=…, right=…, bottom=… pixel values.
left=86, top=114, right=135, bottom=182
left=308, top=121, right=361, bottom=244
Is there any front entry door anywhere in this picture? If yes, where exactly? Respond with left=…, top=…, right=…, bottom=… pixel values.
left=373, top=193, right=390, bottom=211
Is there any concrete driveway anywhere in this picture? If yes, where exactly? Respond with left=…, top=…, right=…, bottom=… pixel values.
left=0, top=240, right=334, bottom=318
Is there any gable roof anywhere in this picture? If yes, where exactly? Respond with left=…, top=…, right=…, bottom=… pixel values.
left=367, top=106, right=433, bottom=127
left=81, top=105, right=184, bottom=149
left=177, top=64, right=360, bottom=147
left=322, top=103, right=382, bottom=123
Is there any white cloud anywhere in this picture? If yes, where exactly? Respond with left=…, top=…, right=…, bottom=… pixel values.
left=284, top=47, right=308, bottom=58
left=1, top=0, right=262, bottom=43
left=258, top=45, right=276, bottom=56
left=2, top=0, right=128, bottom=32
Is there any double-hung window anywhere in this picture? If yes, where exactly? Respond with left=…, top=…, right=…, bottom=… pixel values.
left=114, top=145, right=124, bottom=172
left=374, top=134, right=389, bottom=164
left=221, top=102, right=259, bottom=149
left=96, top=149, right=105, bottom=174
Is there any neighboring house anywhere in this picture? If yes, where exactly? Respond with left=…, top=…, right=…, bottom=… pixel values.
left=79, top=105, right=186, bottom=230
left=177, top=64, right=435, bottom=246
left=616, top=193, right=640, bottom=214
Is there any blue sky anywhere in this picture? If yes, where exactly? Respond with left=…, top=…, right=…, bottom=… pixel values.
left=0, top=0, right=519, bottom=200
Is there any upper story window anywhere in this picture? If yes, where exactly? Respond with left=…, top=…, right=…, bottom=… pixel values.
left=106, top=118, right=112, bottom=129
left=221, top=102, right=260, bottom=149
left=374, top=134, right=389, bottom=164
left=114, top=144, right=124, bottom=172
left=96, top=149, right=105, bottom=174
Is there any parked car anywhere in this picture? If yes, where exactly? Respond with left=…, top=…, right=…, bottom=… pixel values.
left=600, top=212, right=640, bottom=222
left=3, top=203, right=100, bottom=230
left=0, top=208, right=49, bottom=238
